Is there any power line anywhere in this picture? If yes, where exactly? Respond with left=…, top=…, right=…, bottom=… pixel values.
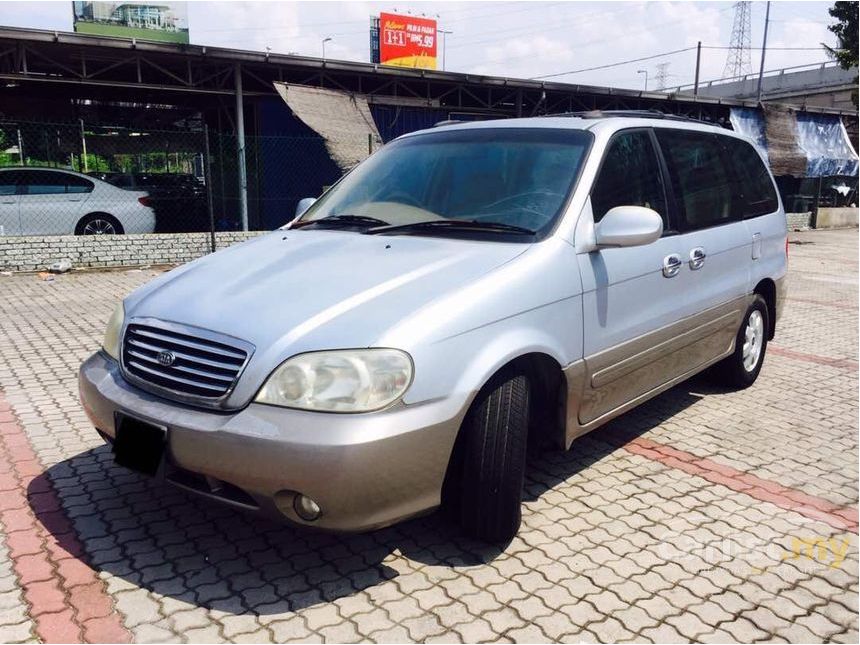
left=530, top=47, right=697, bottom=80
left=703, top=45, right=836, bottom=51
left=526, top=42, right=836, bottom=82
left=473, top=4, right=735, bottom=71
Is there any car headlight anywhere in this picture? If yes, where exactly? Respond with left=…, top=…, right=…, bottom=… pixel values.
left=102, top=303, right=125, bottom=360
left=255, top=349, right=413, bottom=412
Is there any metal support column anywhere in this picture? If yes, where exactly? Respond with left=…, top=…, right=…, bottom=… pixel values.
left=204, top=124, right=217, bottom=253
left=235, top=62, right=249, bottom=231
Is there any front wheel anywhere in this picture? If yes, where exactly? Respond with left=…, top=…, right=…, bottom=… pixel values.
left=444, top=370, right=530, bottom=543
left=712, top=294, right=769, bottom=388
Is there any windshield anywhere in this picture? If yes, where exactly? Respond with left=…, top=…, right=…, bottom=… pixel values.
left=297, top=127, right=592, bottom=237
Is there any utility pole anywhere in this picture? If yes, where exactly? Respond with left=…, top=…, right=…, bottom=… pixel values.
left=724, top=1, right=752, bottom=78
left=438, top=29, right=452, bottom=71
left=756, top=1, right=771, bottom=102
left=693, top=41, right=702, bottom=96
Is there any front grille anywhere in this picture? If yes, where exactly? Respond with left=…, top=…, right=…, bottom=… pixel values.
left=122, top=322, right=250, bottom=402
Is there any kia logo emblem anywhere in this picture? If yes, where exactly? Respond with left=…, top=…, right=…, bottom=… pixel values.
left=157, top=350, right=176, bottom=367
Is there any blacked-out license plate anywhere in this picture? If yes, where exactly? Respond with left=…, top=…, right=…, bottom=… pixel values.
left=113, top=414, right=166, bottom=476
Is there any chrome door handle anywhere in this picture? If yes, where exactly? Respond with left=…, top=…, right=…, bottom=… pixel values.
left=689, top=247, right=706, bottom=270
left=663, top=253, right=682, bottom=278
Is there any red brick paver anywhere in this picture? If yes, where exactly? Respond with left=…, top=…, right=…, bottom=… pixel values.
left=624, top=437, right=859, bottom=533
left=0, top=394, right=131, bottom=643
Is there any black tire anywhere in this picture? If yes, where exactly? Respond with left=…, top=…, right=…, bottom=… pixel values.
left=712, top=294, right=769, bottom=389
left=444, top=370, right=530, bottom=543
left=75, top=213, right=124, bottom=236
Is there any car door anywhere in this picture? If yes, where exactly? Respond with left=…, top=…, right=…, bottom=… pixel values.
left=0, top=170, right=21, bottom=236
left=17, top=170, right=85, bottom=235
left=653, top=127, right=752, bottom=364
left=577, top=127, right=741, bottom=426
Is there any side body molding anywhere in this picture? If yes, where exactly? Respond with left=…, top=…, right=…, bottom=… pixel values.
left=561, top=294, right=752, bottom=448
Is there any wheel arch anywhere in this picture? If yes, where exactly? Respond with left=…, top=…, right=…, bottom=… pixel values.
left=753, top=278, right=777, bottom=340
left=450, top=349, right=568, bottom=459
left=440, top=349, right=568, bottom=527
left=75, top=212, right=124, bottom=235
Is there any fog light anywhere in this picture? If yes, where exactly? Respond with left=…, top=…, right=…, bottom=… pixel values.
left=293, top=494, right=322, bottom=521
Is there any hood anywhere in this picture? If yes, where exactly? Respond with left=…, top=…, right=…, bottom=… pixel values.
left=126, top=229, right=528, bottom=384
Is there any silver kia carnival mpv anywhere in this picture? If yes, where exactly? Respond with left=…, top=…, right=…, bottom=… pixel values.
left=79, top=112, right=787, bottom=543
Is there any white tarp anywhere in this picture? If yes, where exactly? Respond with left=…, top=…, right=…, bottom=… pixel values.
left=274, top=83, right=381, bottom=172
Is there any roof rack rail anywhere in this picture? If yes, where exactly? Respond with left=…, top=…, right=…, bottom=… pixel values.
left=544, top=109, right=711, bottom=124
left=433, top=119, right=462, bottom=128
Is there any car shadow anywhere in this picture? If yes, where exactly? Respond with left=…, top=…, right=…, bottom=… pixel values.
left=29, top=373, right=718, bottom=616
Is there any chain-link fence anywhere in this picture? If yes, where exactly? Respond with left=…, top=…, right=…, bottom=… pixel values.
left=0, top=120, right=348, bottom=247
left=2, top=118, right=854, bottom=247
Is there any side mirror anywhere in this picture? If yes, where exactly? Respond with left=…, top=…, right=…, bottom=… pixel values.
left=594, top=206, right=663, bottom=248
left=294, top=197, right=317, bottom=219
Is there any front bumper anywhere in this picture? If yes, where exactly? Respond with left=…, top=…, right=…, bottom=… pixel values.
left=79, top=351, right=468, bottom=532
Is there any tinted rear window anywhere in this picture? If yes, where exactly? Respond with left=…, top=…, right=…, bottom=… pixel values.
left=723, top=137, right=779, bottom=218
left=656, top=129, right=735, bottom=231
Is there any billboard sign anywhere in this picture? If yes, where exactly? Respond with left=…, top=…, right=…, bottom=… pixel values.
left=378, top=12, right=436, bottom=70
left=73, top=1, right=189, bottom=44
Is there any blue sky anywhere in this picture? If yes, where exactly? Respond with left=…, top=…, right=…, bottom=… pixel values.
left=1, top=1, right=840, bottom=89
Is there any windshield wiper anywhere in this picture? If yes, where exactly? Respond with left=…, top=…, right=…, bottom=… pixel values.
left=365, top=220, right=536, bottom=236
left=293, top=214, right=390, bottom=229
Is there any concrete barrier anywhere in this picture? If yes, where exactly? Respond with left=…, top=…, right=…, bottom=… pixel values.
left=816, top=207, right=859, bottom=229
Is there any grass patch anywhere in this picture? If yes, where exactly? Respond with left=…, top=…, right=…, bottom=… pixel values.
left=74, top=22, right=189, bottom=44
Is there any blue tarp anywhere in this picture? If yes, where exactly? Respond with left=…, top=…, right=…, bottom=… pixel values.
left=730, top=107, right=858, bottom=177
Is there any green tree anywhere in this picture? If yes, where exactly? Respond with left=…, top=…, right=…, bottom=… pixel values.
left=826, top=1, right=858, bottom=106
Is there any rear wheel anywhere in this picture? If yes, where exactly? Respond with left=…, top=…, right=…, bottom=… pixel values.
left=712, top=294, right=769, bottom=388
left=76, top=213, right=123, bottom=235
left=444, top=369, right=530, bottom=543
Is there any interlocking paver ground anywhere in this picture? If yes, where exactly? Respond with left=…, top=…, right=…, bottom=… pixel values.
left=0, top=228, right=857, bottom=643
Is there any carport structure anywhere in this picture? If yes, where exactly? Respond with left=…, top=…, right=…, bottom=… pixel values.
left=2, top=25, right=856, bottom=130
left=0, top=25, right=857, bottom=230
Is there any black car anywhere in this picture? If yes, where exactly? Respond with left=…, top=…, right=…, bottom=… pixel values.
left=96, top=173, right=208, bottom=233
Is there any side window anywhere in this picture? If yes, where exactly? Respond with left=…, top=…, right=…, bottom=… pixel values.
left=590, top=130, right=667, bottom=227
left=722, top=137, right=778, bottom=218
left=20, top=171, right=68, bottom=195
left=66, top=175, right=94, bottom=194
left=656, top=130, right=734, bottom=231
left=0, top=171, right=19, bottom=196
